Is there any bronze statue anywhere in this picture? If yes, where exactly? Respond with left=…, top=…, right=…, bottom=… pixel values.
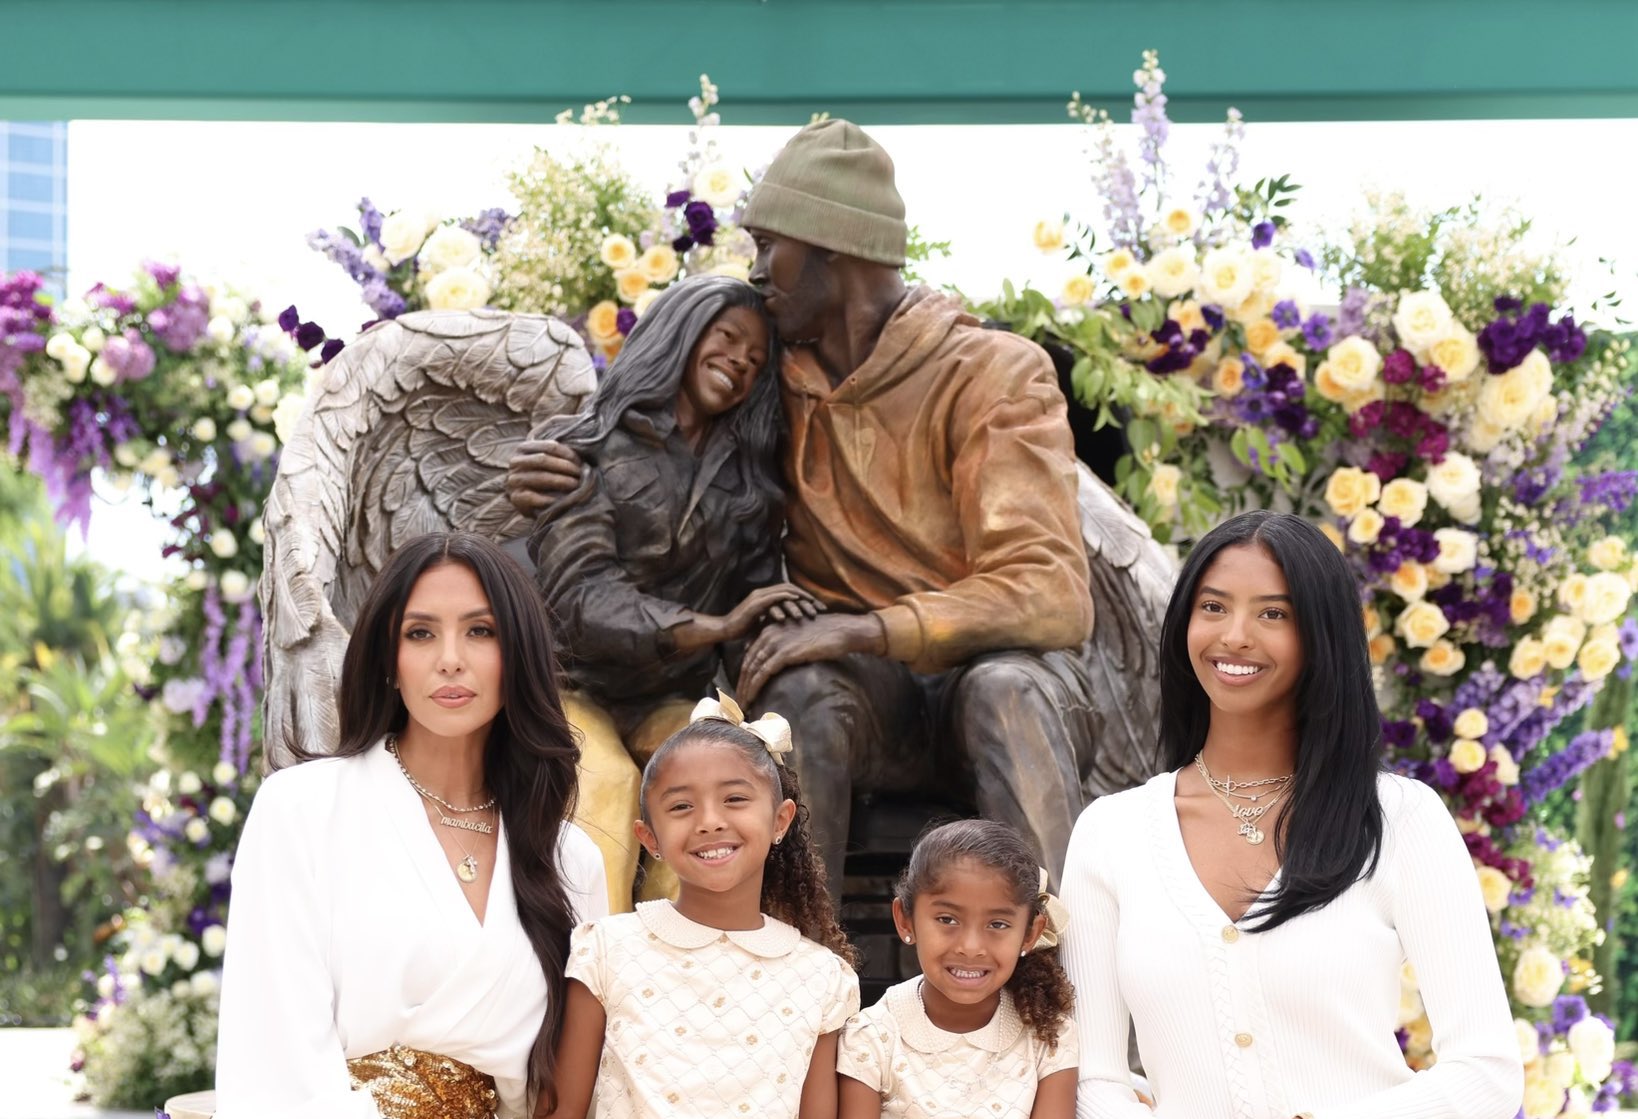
left=506, top=120, right=1175, bottom=889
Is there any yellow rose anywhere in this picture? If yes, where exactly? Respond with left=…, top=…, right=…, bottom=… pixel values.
left=1119, top=269, right=1152, bottom=298
left=1145, top=246, right=1199, bottom=299
left=1425, top=567, right=1452, bottom=591
left=1212, top=357, right=1246, bottom=397
left=1033, top=219, right=1067, bottom=254
left=1523, top=1071, right=1566, bottom=1119
left=1159, top=206, right=1198, bottom=239
left=1168, top=299, right=1207, bottom=334
left=1325, top=466, right=1382, bottom=518
left=692, top=162, right=743, bottom=208
left=1390, top=561, right=1429, bottom=602
left=1491, top=746, right=1520, bottom=786
left=1313, top=361, right=1349, bottom=403
left=1475, top=864, right=1512, bottom=912
left=1244, top=318, right=1282, bottom=357
left=1147, top=463, right=1182, bottom=508
left=1577, top=637, right=1621, bottom=681
left=1589, top=535, right=1629, bottom=572
left=1542, top=616, right=1586, bottom=670
left=1579, top=571, right=1632, bottom=626
left=1369, top=632, right=1396, bottom=664
left=1199, top=247, right=1254, bottom=307
left=1320, top=522, right=1346, bottom=552
left=637, top=244, right=680, bottom=285
left=584, top=300, right=621, bottom=343
left=1451, top=738, right=1487, bottom=773
left=1513, top=945, right=1566, bottom=1008
left=1379, top=478, right=1429, bottom=528
left=1511, top=588, right=1539, bottom=626
left=632, top=288, right=662, bottom=318
left=1509, top=636, right=1548, bottom=680
left=1453, top=708, right=1489, bottom=740
left=1396, top=601, right=1451, bottom=648
left=1558, top=573, right=1590, bottom=615
left=1425, top=325, right=1481, bottom=383
left=1061, top=273, right=1096, bottom=306
left=615, top=268, right=651, bottom=304
left=423, top=266, right=491, bottom=311
left=599, top=233, right=638, bottom=269
left=1101, top=248, right=1137, bottom=279
left=1420, top=640, right=1466, bottom=677
left=1251, top=252, right=1282, bottom=294
left=1348, top=508, right=1385, bottom=546
left=1326, top=336, right=1383, bottom=393
left=1229, top=289, right=1276, bottom=326
left=1261, top=341, right=1306, bottom=378
left=1478, top=350, right=1553, bottom=431
left=1363, top=604, right=1382, bottom=637
left=1532, top=395, right=1559, bottom=432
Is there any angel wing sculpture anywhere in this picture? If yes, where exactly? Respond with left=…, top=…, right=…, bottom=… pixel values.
left=259, top=309, right=595, bottom=770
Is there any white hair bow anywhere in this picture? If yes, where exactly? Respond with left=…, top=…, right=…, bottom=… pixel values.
left=1033, top=867, right=1071, bottom=950
left=690, top=690, right=794, bottom=766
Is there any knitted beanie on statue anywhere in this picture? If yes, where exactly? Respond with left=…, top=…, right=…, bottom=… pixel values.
left=741, top=119, right=907, bottom=267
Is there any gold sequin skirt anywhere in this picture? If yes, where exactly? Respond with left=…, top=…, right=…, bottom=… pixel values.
left=346, top=1044, right=499, bottom=1119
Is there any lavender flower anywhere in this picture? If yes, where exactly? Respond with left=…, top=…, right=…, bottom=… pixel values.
left=357, top=197, right=384, bottom=245
left=461, top=207, right=511, bottom=250
left=1336, top=286, right=1370, bottom=339
left=1520, top=727, right=1613, bottom=806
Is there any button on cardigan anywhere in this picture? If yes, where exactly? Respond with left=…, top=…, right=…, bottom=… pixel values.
left=1060, top=770, right=1522, bottom=1119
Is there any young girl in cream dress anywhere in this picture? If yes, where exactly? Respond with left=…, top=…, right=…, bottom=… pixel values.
left=838, top=819, right=1078, bottom=1119
left=542, top=694, right=860, bottom=1119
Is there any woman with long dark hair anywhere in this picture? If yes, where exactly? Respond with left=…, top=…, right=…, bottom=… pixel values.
left=529, top=274, right=815, bottom=903
left=216, top=532, right=607, bottom=1119
left=1060, top=510, right=1521, bottom=1118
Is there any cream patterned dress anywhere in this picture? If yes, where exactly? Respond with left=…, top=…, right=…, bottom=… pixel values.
left=566, top=899, right=860, bottom=1119
left=837, top=978, right=1079, bottom=1119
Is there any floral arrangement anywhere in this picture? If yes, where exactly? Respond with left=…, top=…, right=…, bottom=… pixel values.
left=0, top=260, right=308, bottom=1105
left=1007, top=52, right=1638, bottom=1113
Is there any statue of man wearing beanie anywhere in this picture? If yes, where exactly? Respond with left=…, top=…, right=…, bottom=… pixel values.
left=510, top=119, right=1108, bottom=887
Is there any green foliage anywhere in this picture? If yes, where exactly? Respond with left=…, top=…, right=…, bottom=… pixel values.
left=903, top=224, right=953, bottom=286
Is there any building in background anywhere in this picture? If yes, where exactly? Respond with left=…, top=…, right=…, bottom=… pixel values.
left=1, top=121, right=67, bottom=289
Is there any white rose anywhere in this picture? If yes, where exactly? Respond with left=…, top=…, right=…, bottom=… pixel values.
left=206, top=315, right=235, bottom=345
left=1568, top=1015, right=1615, bottom=1084
left=60, top=346, right=90, bottom=383
left=209, top=532, right=239, bottom=559
left=418, top=224, right=482, bottom=273
left=271, top=393, right=306, bottom=445
left=1512, top=945, right=1566, bottom=1007
left=1379, top=478, right=1429, bottom=527
left=598, top=233, right=638, bottom=269
left=189, top=969, right=220, bottom=997
left=253, top=378, right=281, bottom=407
left=380, top=209, right=436, bottom=266
left=633, top=288, right=663, bottom=317
left=1156, top=206, right=1199, bottom=240
left=1589, top=536, right=1629, bottom=572
left=1432, top=528, right=1479, bottom=574
left=1510, top=636, right=1549, bottom=679
left=1392, top=290, right=1455, bottom=357
left=1324, top=465, right=1382, bottom=518
left=1348, top=508, right=1385, bottom=546
left=183, top=816, right=210, bottom=844
left=1425, top=453, right=1481, bottom=512
left=1478, top=350, right=1553, bottom=432
left=1145, top=246, right=1200, bottom=299
left=81, top=325, right=106, bottom=353
left=1395, top=601, right=1451, bottom=648
left=1419, top=639, right=1465, bottom=677
left=226, top=419, right=253, bottom=445
left=201, top=924, right=228, bottom=957
left=45, top=332, right=76, bottom=360
left=1147, top=463, right=1183, bottom=508
left=1563, top=1087, right=1592, bottom=1119
left=96, top=973, right=115, bottom=999
left=1451, top=737, right=1489, bottom=774
left=138, top=447, right=171, bottom=475
left=89, top=355, right=117, bottom=386
left=191, top=417, right=218, bottom=442
left=692, top=162, right=743, bottom=208
left=1198, top=247, right=1254, bottom=308
left=209, top=796, right=237, bottom=826
left=1390, top=561, right=1429, bottom=602
left=1426, top=325, right=1481, bottom=383
left=248, top=518, right=266, bottom=546
left=1452, top=708, right=1489, bottom=741
left=1514, top=1018, right=1540, bottom=1067
left=140, top=948, right=169, bottom=977
left=1578, top=571, right=1632, bottom=626
left=219, top=570, right=252, bottom=603
left=362, top=244, right=390, bottom=273
left=1325, top=336, right=1383, bottom=394
left=212, top=761, right=237, bottom=785
left=248, top=431, right=277, bottom=460
left=176, top=771, right=203, bottom=796
left=226, top=383, right=255, bottom=411
left=184, top=570, right=209, bottom=591
left=172, top=939, right=200, bottom=972
left=425, top=266, right=492, bottom=311
left=1475, top=864, right=1512, bottom=912
left=1523, top=1070, right=1566, bottom=1119
left=1577, top=637, right=1621, bottom=681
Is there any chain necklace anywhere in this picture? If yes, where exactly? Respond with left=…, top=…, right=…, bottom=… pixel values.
left=387, top=739, right=495, bottom=881
left=1193, top=753, right=1291, bottom=846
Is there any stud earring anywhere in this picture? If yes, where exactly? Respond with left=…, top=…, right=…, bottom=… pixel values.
left=903, top=935, right=913, bottom=944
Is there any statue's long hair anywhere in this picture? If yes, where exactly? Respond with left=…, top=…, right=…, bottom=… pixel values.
left=331, top=532, right=581, bottom=1112
left=543, top=274, right=784, bottom=530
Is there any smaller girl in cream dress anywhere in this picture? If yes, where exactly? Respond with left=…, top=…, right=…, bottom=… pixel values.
left=838, top=819, right=1078, bottom=1119
left=542, top=694, right=859, bottom=1119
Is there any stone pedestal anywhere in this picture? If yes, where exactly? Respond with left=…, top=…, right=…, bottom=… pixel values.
left=163, top=1090, right=213, bottom=1119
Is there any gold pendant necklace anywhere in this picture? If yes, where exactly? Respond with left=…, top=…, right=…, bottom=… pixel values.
left=1193, top=753, right=1290, bottom=846
left=387, top=739, right=493, bottom=881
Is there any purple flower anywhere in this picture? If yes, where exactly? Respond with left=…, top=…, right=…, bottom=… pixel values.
left=144, top=260, right=182, bottom=289
left=1337, top=286, right=1370, bottom=339
left=1294, top=248, right=1316, bottom=270
left=1271, top=300, right=1302, bottom=329
left=1382, top=349, right=1417, bottom=385
left=149, top=285, right=210, bottom=352
left=360, top=279, right=407, bottom=320
left=1542, top=314, right=1587, bottom=364
left=683, top=201, right=717, bottom=246
left=615, top=307, right=638, bottom=336
left=1551, top=995, right=1589, bottom=1034
left=101, top=330, right=156, bottom=382
left=671, top=234, right=695, bottom=254
left=1251, top=221, right=1276, bottom=250
left=1200, top=305, right=1225, bottom=332
left=665, top=189, right=692, bottom=209
left=294, top=321, right=325, bottom=352
left=277, top=305, right=300, bottom=332
left=320, top=338, right=345, bottom=363
left=460, top=207, right=511, bottom=250
left=1301, top=313, right=1334, bottom=349
left=357, top=197, right=384, bottom=245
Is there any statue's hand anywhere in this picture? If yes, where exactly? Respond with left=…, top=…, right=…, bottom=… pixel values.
left=506, top=439, right=585, bottom=516
left=724, top=583, right=824, bottom=640
left=738, top=614, right=887, bottom=704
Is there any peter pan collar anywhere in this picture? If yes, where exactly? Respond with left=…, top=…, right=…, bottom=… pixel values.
left=635, top=899, right=802, bottom=959
left=888, top=977, right=1023, bottom=1054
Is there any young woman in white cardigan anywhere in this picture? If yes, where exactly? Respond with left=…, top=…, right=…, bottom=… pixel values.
left=215, top=533, right=608, bottom=1119
left=1060, top=510, right=1522, bottom=1119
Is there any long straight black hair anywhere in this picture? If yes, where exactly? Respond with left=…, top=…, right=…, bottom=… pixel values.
left=331, top=532, right=581, bottom=1111
left=542, top=273, right=784, bottom=529
left=1159, top=510, right=1384, bottom=932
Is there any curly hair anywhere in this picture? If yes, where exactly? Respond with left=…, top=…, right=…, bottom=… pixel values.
left=639, top=720, right=858, bottom=968
left=895, top=819, right=1074, bottom=1049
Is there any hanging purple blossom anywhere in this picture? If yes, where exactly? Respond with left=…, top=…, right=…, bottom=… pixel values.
left=1250, top=221, right=1276, bottom=250
left=357, top=197, right=385, bottom=245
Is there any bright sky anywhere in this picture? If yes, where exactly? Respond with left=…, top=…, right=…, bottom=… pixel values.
left=61, top=116, right=1638, bottom=580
